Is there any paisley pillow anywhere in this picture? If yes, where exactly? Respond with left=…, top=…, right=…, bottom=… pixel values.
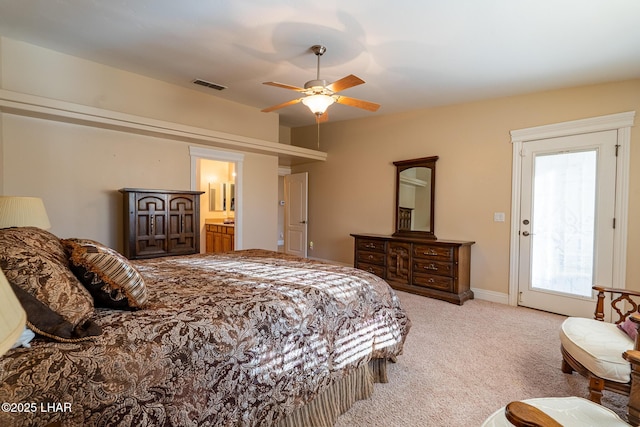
left=0, top=227, right=95, bottom=328
left=63, top=238, right=148, bottom=309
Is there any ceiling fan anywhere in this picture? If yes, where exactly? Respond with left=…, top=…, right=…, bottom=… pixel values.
left=261, top=45, right=380, bottom=123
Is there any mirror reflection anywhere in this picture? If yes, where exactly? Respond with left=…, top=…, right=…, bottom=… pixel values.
left=398, top=167, right=432, bottom=231
left=209, top=182, right=223, bottom=211
left=209, top=182, right=235, bottom=212
left=393, top=156, right=438, bottom=239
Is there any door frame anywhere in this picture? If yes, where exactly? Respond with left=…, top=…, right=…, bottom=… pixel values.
left=508, top=111, right=635, bottom=307
left=189, top=146, right=245, bottom=250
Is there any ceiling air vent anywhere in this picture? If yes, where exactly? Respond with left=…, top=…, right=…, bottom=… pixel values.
left=192, top=79, right=227, bottom=91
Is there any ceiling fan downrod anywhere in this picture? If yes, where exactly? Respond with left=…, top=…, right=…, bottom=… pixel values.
left=305, top=45, right=328, bottom=90
left=311, top=44, right=326, bottom=80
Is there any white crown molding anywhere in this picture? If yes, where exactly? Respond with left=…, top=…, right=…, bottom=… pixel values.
left=510, top=111, right=635, bottom=143
left=189, top=146, right=244, bottom=162
left=0, top=89, right=327, bottom=163
left=278, top=166, right=292, bottom=176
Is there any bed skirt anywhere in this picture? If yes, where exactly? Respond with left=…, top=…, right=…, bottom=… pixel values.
left=277, top=358, right=390, bottom=427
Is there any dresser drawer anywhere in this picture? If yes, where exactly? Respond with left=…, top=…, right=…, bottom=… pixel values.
left=352, top=233, right=474, bottom=305
left=357, top=262, right=385, bottom=278
left=413, top=273, right=454, bottom=292
left=413, top=260, right=454, bottom=277
left=357, top=239, right=386, bottom=253
left=413, top=244, right=453, bottom=261
left=357, top=250, right=386, bottom=265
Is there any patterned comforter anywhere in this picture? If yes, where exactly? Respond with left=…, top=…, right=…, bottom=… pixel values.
left=0, top=249, right=410, bottom=426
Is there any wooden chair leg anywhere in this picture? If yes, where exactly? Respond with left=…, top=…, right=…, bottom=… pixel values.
left=561, top=357, right=574, bottom=374
left=588, top=376, right=605, bottom=404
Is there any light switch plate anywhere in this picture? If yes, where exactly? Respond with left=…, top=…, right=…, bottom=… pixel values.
left=494, top=212, right=505, bottom=222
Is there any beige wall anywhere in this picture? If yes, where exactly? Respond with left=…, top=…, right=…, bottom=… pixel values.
left=0, top=38, right=278, bottom=142
left=0, top=38, right=280, bottom=252
left=242, top=153, right=279, bottom=251
left=291, top=79, right=640, bottom=297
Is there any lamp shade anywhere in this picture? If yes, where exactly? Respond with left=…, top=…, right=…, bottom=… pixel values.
left=301, top=94, right=335, bottom=115
left=0, top=197, right=51, bottom=229
left=0, top=269, right=26, bottom=356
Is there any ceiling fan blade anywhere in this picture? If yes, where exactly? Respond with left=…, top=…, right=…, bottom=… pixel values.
left=325, top=74, right=365, bottom=93
left=261, top=98, right=302, bottom=113
left=263, top=81, right=307, bottom=92
left=335, top=95, right=380, bottom=112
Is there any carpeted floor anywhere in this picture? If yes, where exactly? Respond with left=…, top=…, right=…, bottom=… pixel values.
left=335, top=290, right=627, bottom=426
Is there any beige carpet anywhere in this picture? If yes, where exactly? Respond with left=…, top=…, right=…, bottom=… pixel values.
left=335, top=290, right=627, bottom=426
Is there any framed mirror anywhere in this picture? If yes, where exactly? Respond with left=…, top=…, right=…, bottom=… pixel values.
left=393, top=156, right=438, bottom=239
left=209, top=182, right=223, bottom=211
left=209, top=182, right=235, bottom=212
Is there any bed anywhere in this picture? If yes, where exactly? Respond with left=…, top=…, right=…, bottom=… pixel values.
left=0, top=227, right=410, bottom=426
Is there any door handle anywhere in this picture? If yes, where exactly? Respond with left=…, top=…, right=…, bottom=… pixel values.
left=522, top=231, right=530, bottom=236
left=300, top=220, right=307, bottom=224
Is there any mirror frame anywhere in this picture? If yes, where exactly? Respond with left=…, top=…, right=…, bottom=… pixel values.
left=392, top=156, right=438, bottom=239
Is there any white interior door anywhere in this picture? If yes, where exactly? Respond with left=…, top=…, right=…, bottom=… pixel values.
left=284, top=172, right=308, bottom=257
left=517, top=130, right=617, bottom=317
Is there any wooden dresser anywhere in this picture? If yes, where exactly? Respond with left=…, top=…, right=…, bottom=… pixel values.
left=120, top=188, right=203, bottom=259
left=351, top=233, right=474, bottom=305
left=205, top=222, right=235, bottom=253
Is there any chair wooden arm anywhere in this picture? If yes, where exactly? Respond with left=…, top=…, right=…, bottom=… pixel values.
left=593, top=286, right=640, bottom=323
left=593, top=286, right=640, bottom=298
left=505, top=402, right=562, bottom=427
left=625, top=350, right=640, bottom=365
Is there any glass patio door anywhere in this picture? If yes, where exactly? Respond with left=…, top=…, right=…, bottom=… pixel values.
left=517, top=130, right=617, bottom=317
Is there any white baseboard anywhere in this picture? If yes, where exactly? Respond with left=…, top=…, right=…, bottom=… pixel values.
left=471, top=287, right=510, bottom=305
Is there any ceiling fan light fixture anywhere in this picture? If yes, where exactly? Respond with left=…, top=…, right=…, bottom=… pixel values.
left=302, top=94, right=335, bottom=115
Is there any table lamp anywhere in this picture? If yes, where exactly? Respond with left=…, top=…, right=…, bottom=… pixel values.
left=0, top=196, right=51, bottom=229
left=0, top=269, right=26, bottom=356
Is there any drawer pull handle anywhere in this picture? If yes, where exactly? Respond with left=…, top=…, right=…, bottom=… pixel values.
left=368, top=255, right=374, bottom=260
left=364, top=243, right=376, bottom=249
left=367, top=268, right=374, bottom=273
left=423, top=249, right=438, bottom=256
left=428, top=278, right=435, bottom=283
left=424, top=264, right=438, bottom=271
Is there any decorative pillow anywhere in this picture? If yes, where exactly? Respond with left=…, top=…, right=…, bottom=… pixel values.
left=10, top=281, right=101, bottom=342
left=618, top=317, right=639, bottom=341
left=62, top=238, right=148, bottom=309
left=0, top=227, right=94, bottom=327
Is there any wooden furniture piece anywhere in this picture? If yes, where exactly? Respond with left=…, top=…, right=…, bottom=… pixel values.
left=397, top=207, right=413, bottom=231
left=481, top=397, right=631, bottom=426
left=120, top=188, right=203, bottom=259
left=505, top=401, right=563, bottom=427
left=393, top=156, right=437, bottom=239
left=351, top=233, right=474, bottom=305
left=561, top=287, right=640, bottom=405
left=205, top=223, right=235, bottom=253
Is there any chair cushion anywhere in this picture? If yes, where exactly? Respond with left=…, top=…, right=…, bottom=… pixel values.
left=481, top=396, right=628, bottom=427
left=560, top=317, right=633, bottom=383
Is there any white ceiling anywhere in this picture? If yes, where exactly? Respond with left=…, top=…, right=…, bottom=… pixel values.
left=1, top=0, right=639, bottom=128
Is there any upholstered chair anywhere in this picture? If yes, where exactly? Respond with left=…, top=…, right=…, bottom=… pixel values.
left=560, top=287, right=640, bottom=405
